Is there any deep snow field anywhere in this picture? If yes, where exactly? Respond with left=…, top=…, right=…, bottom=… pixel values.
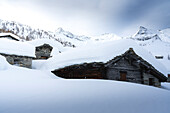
left=0, top=20, right=170, bottom=113
left=0, top=55, right=170, bottom=113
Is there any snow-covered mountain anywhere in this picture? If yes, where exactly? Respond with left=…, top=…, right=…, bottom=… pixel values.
left=131, top=26, right=170, bottom=72
left=131, top=26, right=161, bottom=45
left=159, top=28, right=170, bottom=43
left=132, top=26, right=170, bottom=44
left=55, top=27, right=91, bottom=41
left=0, top=19, right=76, bottom=47
left=92, top=33, right=122, bottom=41
left=0, top=19, right=125, bottom=47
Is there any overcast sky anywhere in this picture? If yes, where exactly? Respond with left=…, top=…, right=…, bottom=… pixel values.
left=0, top=0, right=170, bottom=36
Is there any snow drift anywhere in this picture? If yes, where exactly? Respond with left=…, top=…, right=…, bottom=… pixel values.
left=0, top=55, right=10, bottom=70
left=0, top=78, right=170, bottom=113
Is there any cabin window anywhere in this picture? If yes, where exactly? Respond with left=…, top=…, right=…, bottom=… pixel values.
left=120, top=71, right=127, bottom=81
left=155, top=56, right=163, bottom=59
left=149, top=78, right=154, bottom=86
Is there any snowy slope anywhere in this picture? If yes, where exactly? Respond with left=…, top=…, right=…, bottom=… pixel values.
left=0, top=74, right=170, bottom=113
left=0, top=38, right=35, bottom=57
left=159, top=28, right=170, bottom=43
left=0, top=19, right=75, bottom=47
left=162, top=83, right=170, bottom=90
left=33, top=39, right=167, bottom=76
left=56, top=27, right=91, bottom=41
left=92, top=33, right=122, bottom=41
left=0, top=19, right=54, bottom=41
left=0, top=19, right=123, bottom=47
left=0, top=25, right=170, bottom=113
left=0, top=56, right=170, bottom=113
left=131, top=26, right=170, bottom=73
left=0, top=55, right=11, bottom=70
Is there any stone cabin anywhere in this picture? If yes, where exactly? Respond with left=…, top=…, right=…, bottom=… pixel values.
left=0, top=38, right=35, bottom=68
left=52, top=48, right=167, bottom=87
left=35, top=44, right=53, bottom=59
left=0, top=33, right=20, bottom=41
left=1, top=53, right=33, bottom=68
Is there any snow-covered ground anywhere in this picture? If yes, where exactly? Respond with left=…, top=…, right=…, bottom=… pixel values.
left=0, top=78, right=170, bottom=113
left=162, top=83, right=170, bottom=90
left=0, top=23, right=170, bottom=113
left=0, top=55, right=170, bottom=113
left=0, top=38, right=35, bottom=57
left=0, top=59, right=170, bottom=113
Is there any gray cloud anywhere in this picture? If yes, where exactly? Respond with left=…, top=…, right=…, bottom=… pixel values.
left=0, top=0, right=170, bottom=36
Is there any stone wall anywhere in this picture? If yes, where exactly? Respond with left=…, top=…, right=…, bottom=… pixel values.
left=35, top=45, right=53, bottom=59
left=106, top=57, right=142, bottom=84
left=1, top=54, right=32, bottom=68
left=143, top=72, right=160, bottom=87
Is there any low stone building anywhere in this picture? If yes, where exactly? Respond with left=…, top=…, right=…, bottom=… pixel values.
left=35, top=44, right=53, bottom=59
left=105, top=48, right=167, bottom=86
left=0, top=33, right=20, bottom=41
left=0, top=38, right=35, bottom=68
left=52, top=48, right=167, bottom=87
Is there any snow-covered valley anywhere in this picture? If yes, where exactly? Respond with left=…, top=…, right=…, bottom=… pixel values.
left=0, top=20, right=170, bottom=113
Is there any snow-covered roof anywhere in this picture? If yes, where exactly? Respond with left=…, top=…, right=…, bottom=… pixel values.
left=40, top=39, right=167, bottom=76
left=0, top=38, right=35, bottom=57
left=28, top=39, right=64, bottom=50
left=0, top=33, right=20, bottom=41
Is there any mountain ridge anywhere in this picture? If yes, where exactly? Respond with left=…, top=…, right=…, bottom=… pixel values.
left=0, top=19, right=76, bottom=47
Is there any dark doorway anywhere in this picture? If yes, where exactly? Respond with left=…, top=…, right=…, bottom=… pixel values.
left=149, top=78, right=154, bottom=86
left=120, top=71, right=127, bottom=81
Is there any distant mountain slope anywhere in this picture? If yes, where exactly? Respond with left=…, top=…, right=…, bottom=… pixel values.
left=55, top=27, right=91, bottom=41
left=0, top=19, right=75, bottom=47
left=131, top=26, right=170, bottom=44
left=92, top=33, right=122, bottom=41
left=131, top=26, right=170, bottom=72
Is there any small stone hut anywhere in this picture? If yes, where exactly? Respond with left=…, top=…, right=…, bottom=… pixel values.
left=35, top=44, right=53, bottom=59
left=0, top=38, right=35, bottom=68
left=52, top=48, right=167, bottom=87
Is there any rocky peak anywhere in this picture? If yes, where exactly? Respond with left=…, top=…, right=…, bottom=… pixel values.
left=137, top=26, right=148, bottom=35
left=131, top=26, right=162, bottom=43
left=55, top=27, right=91, bottom=41
left=56, top=27, right=64, bottom=33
